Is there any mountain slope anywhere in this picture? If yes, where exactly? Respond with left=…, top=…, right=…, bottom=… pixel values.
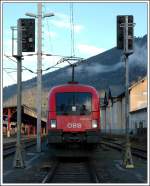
left=3, top=35, right=147, bottom=115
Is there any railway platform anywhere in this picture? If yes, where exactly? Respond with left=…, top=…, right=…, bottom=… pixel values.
left=3, top=105, right=46, bottom=138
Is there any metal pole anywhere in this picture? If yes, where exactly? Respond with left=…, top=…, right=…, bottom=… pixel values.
left=124, top=16, right=129, bottom=142
left=36, top=2, right=42, bottom=152
left=72, top=64, right=75, bottom=82
left=17, top=57, right=22, bottom=142
left=125, top=55, right=129, bottom=141
left=110, top=107, right=111, bottom=135
left=7, top=108, right=11, bottom=137
left=25, top=4, right=54, bottom=152
left=111, top=104, right=112, bottom=135
left=123, top=16, right=134, bottom=168
left=109, top=101, right=111, bottom=135
left=104, top=107, right=106, bottom=134
left=13, top=20, right=25, bottom=167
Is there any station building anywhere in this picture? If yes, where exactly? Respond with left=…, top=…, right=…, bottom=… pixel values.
left=129, top=77, right=147, bottom=135
left=3, top=104, right=46, bottom=138
left=100, top=76, right=147, bottom=135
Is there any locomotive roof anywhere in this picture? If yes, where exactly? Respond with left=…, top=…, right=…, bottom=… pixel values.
left=49, top=82, right=98, bottom=93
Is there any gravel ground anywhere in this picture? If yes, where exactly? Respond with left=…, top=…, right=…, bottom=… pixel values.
left=92, top=145, right=147, bottom=183
left=3, top=140, right=147, bottom=184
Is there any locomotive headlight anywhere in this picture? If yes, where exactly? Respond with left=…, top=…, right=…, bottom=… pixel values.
left=92, top=120, right=98, bottom=128
left=50, top=119, right=56, bottom=128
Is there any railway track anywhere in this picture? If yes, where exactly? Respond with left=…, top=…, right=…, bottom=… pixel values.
left=3, top=138, right=36, bottom=158
left=101, top=138, right=147, bottom=159
left=42, top=157, right=100, bottom=183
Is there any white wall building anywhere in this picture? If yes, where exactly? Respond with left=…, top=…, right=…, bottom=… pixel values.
left=100, top=77, right=147, bottom=135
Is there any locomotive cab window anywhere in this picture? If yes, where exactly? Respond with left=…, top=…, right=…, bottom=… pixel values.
left=56, top=92, right=92, bottom=115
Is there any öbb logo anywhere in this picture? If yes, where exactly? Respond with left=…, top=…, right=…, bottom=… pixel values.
left=67, top=123, right=81, bottom=128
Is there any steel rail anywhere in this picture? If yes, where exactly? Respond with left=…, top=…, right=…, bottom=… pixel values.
left=101, top=140, right=147, bottom=159
left=42, top=158, right=100, bottom=183
left=3, top=139, right=36, bottom=158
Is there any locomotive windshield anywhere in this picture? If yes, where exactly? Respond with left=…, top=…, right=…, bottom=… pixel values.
left=56, top=92, right=92, bottom=115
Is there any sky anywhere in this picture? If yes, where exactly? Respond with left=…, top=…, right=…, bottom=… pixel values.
left=2, top=1, right=148, bottom=87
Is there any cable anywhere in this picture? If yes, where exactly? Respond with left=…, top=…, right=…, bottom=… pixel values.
left=3, top=69, right=17, bottom=83
left=4, top=54, right=36, bottom=74
left=43, top=65, right=61, bottom=72
left=3, top=67, right=28, bottom=71
left=4, top=54, right=17, bottom=63
left=22, top=53, right=37, bottom=56
left=4, top=53, right=68, bottom=74
left=6, top=70, right=17, bottom=73
left=70, top=3, right=75, bottom=57
left=3, top=67, right=17, bottom=70
left=43, top=5, right=54, bottom=64
left=42, top=57, right=66, bottom=72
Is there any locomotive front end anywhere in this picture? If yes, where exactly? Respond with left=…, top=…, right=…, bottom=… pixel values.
left=47, top=83, right=101, bottom=147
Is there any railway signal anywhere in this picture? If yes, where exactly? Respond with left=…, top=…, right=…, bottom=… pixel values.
left=117, top=15, right=135, bottom=168
left=117, top=15, right=134, bottom=53
left=18, top=18, right=35, bottom=52
left=117, top=16, right=125, bottom=49
left=10, top=18, right=36, bottom=168
left=127, top=16, right=134, bottom=51
left=13, top=18, right=26, bottom=168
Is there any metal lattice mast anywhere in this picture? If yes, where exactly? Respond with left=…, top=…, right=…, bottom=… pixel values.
left=25, top=3, right=54, bottom=153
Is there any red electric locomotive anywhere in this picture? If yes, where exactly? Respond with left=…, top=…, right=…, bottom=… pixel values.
left=47, top=81, right=101, bottom=154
